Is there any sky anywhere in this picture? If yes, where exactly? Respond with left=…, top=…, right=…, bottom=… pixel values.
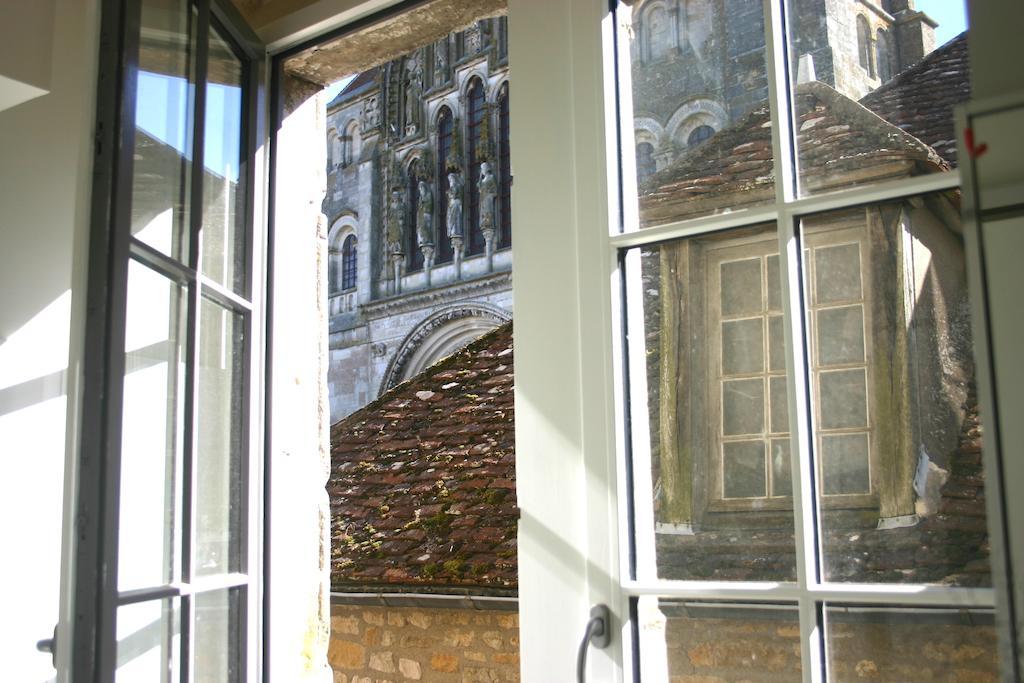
left=136, top=72, right=242, bottom=182
left=917, top=0, right=968, bottom=46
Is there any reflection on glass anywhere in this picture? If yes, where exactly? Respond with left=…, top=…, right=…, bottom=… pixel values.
left=132, top=0, right=196, bottom=260
left=119, top=260, right=185, bottom=590
left=638, top=599, right=801, bottom=681
left=825, top=606, right=997, bottom=682
left=630, top=223, right=797, bottom=582
left=623, top=0, right=774, bottom=228
left=804, top=193, right=991, bottom=586
left=201, top=26, right=246, bottom=293
left=116, top=598, right=179, bottom=682
left=194, top=589, right=242, bottom=683
left=195, top=297, right=244, bottom=576
left=788, top=1, right=970, bottom=196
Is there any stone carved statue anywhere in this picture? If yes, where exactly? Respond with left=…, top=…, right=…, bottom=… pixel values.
left=362, top=96, right=379, bottom=131
left=386, top=187, right=406, bottom=253
left=416, top=180, right=433, bottom=248
left=446, top=171, right=464, bottom=239
left=434, top=39, right=449, bottom=83
left=405, top=54, right=423, bottom=136
left=478, top=161, right=497, bottom=231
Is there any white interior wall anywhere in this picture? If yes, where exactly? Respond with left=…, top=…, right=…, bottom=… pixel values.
left=0, top=0, right=57, bottom=112
left=0, top=0, right=100, bottom=680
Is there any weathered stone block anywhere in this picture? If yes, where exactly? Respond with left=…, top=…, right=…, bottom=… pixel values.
left=398, top=658, right=422, bottom=680
left=329, top=639, right=367, bottom=669
left=333, top=615, right=362, bottom=635
left=369, top=651, right=396, bottom=673
left=430, top=653, right=460, bottom=673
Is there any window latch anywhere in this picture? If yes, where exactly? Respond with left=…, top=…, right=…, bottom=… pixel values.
left=36, top=624, right=57, bottom=668
left=576, top=604, right=611, bottom=683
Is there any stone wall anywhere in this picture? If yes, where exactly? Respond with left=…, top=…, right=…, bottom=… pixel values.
left=657, top=603, right=998, bottom=681
left=328, top=604, right=520, bottom=682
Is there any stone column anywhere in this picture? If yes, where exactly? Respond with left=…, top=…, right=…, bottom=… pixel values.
left=451, top=236, right=464, bottom=280
left=421, top=245, right=435, bottom=286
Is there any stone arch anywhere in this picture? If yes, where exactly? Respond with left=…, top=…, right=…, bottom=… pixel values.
left=633, top=116, right=665, bottom=146
left=342, top=118, right=361, bottom=166
left=489, top=76, right=510, bottom=106
left=327, top=127, right=339, bottom=167
left=379, top=302, right=512, bottom=393
left=637, top=0, right=683, bottom=62
left=666, top=98, right=728, bottom=150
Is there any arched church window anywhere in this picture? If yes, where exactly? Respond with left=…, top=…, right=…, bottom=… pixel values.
left=436, top=106, right=454, bottom=264
left=876, top=29, right=892, bottom=82
left=636, top=141, right=657, bottom=181
left=497, top=83, right=512, bottom=250
left=645, top=5, right=671, bottom=62
left=342, top=120, right=360, bottom=166
left=688, top=124, right=715, bottom=148
left=856, top=15, right=874, bottom=77
left=407, top=159, right=424, bottom=272
left=467, top=77, right=486, bottom=256
left=329, top=130, right=341, bottom=168
left=341, top=235, right=357, bottom=291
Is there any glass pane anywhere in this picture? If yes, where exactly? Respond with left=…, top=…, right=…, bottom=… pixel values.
left=815, top=243, right=862, bottom=304
left=721, top=259, right=763, bottom=316
left=638, top=599, right=801, bottom=680
left=116, top=598, right=180, bottom=682
left=771, top=439, right=792, bottom=497
left=722, top=319, right=764, bottom=375
left=622, top=0, right=775, bottom=228
left=825, top=607, right=998, bottom=682
left=723, top=379, right=764, bottom=436
left=201, top=26, right=246, bottom=294
left=769, top=376, right=788, bottom=434
left=194, top=589, right=242, bottom=683
left=132, top=0, right=196, bottom=260
left=723, top=441, right=766, bottom=498
left=787, top=0, right=970, bottom=196
left=195, top=297, right=245, bottom=576
left=817, top=305, right=865, bottom=365
left=119, top=260, right=185, bottom=590
left=804, top=193, right=992, bottom=586
left=821, top=433, right=870, bottom=495
left=768, top=315, right=785, bottom=372
left=818, top=369, right=867, bottom=429
left=627, top=223, right=796, bottom=582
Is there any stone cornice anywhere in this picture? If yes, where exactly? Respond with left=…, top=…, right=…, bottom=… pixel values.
left=361, top=269, right=512, bottom=320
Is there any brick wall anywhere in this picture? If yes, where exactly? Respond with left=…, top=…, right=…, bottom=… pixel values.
left=328, top=604, right=520, bottom=682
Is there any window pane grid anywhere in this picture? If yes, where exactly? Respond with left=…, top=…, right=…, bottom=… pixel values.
left=111, top=2, right=255, bottom=680
left=611, top=0, right=989, bottom=679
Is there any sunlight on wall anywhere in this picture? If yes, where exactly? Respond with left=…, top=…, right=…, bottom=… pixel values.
left=0, top=290, right=71, bottom=682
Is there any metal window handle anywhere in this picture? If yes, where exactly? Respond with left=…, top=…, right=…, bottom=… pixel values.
left=576, top=604, right=612, bottom=683
left=36, top=625, right=57, bottom=668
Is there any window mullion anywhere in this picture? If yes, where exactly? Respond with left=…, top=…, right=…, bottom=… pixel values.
left=183, top=3, right=211, bottom=682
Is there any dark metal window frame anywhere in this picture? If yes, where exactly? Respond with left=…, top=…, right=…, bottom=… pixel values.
left=76, top=0, right=264, bottom=680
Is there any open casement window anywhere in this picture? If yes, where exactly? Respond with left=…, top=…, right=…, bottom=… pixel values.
left=76, top=0, right=264, bottom=680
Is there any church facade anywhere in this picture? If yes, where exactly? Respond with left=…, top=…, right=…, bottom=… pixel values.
left=324, top=17, right=512, bottom=421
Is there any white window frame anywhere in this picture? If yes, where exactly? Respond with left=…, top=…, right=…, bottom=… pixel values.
left=505, top=0, right=1002, bottom=680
